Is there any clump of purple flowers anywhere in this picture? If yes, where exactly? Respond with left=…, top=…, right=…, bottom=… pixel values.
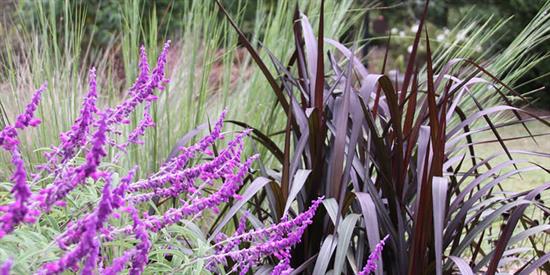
left=0, top=42, right=323, bottom=275
left=207, top=197, right=324, bottom=274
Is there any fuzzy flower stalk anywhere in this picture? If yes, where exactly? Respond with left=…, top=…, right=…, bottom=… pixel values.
left=358, top=235, right=389, bottom=275
left=0, top=83, right=46, bottom=237
left=206, top=197, right=324, bottom=274
left=0, top=259, right=12, bottom=275
left=25, top=41, right=172, bottom=222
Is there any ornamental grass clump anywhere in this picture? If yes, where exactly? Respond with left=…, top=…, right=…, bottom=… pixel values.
left=0, top=41, right=323, bottom=274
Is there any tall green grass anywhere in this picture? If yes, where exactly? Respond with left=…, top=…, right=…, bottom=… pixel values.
left=0, top=0, right=362, bottom=178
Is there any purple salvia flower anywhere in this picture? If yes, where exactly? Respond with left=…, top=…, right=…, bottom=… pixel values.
left=207, top=197, right=323, bottom=274
left=107, top=41, right=171, bottom=127
left=24, top=44, right=169, bottom=226
left=50, top=68, right=98, bottom=164
left=112, top=167, right=137, bottom=208
left=81, top=225, right=101, bottom=275
left=14, top=82, right=47, bottom=129
left=128, top=46, right=150, bottom=96
left=0, top=83, right=46, bottom=151
left=214, top=212, right=249, bottom=259
left=0, top=150, right=32, bottom=238
left=144, top=155, right=257, bottom=232
left=38, top=111, right=109, bottom=210
left=128, top=135, right=245, bottom=203
left=211, top=197, right=323, bottom=251
left=0, top=258, right=12, bottom=275
left=149, top=41, right=171, bottom=91
left=157, top=109, right=227, bottom=175
left=39, top=182, right=115, bottom=275
left=128, top=206, right=151, bottom=275
left=29, top=46, right=174, bottom=232
left=358, top=235, right=389, bottom=275
left=102, top=203, right=147, bottom=275
left=39, top=216, right=98, bottom=274
left=272, top=257, right=292, bottom=275
left=128, top=122, right=244, bottom=194
left=103, top=251, right=133, bottom=275
left=127, top=104, right=155, bottom=146
left=0, top=126, right=18, bottom=152
left=56, top=169, right=134, bottom=249
left=83, top=111, right=109, bottom=179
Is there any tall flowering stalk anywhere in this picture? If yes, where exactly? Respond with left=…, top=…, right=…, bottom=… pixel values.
left=44, top=68, right=98, bottom=167
left=0, top=259, right=12, bottom=275
left=0, top=151, right=33, bottom=238
left=207, top=197, right=324, bottom=274
left=37, top=181, right=120, bottom=275
left=0, top=83, right=46, bottom=237
left=0, top=83, right=46, bottom=151
left=358, top=235, right=389, bottom=275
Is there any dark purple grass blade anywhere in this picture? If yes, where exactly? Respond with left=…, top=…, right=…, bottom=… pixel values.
left=314, top=0, right=325, bottom=111
left=487, top=183, right=550, bottom=274
left=225, top=120, right=284, bottom=164
left=398, top=0, right=429, bottom=105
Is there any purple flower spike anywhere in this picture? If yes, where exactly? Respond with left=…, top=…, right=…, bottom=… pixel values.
left=0, top=258, right=12, bottom=275
left=207, top=197, right=324, bottom=274
left=38, top=182, right=117, bottom=275
left=0, top=150, right=32, bottom=237
left=51, top=68, right=98, bottom=164
left=129, top=45, right=150, bottom=95
left=15, top=82, right=47, bottom=129
left=126, top=104, right=155, bottom=146
left=103, top=251, right=132, bottom=275
left=83, top=111, right=109, bottom=179
left=0, top=126, right=18, bottom=152
left=150, top=41, right=171, bottom=91
left=106, top=41, right=171, bottom=129
left=0, top=82, right=46, bottom=151
left=128, top=206, right=151, bottom=275
left=358, top=235, right=389, bottom=275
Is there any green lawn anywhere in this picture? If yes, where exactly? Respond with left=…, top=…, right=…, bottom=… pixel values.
left=474, top=120, right=550, bottom=192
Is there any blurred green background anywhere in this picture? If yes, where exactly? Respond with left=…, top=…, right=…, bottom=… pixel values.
left=2, top=0, right=546, bottom=108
